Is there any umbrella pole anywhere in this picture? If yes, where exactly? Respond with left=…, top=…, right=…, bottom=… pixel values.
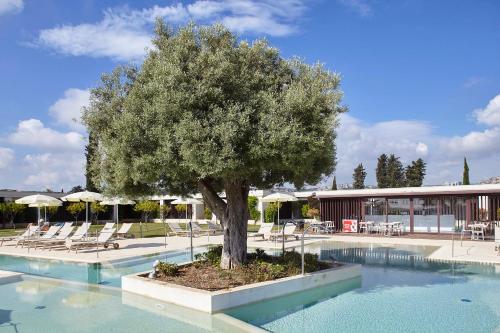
left=86, top=202, right=88, bottom=224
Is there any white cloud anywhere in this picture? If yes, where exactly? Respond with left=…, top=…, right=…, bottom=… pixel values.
left=0, top=147, right=14, bottom=169
left=49, top=88, right=90, bottom=131
left=0, top=0, right=23, bottom=15
left=8, top=119, right=84, bottom=151
left=332, top=95, right=500, bottom=187
left=22, top=153, right=84, bottom=190
left=473, top=94, right=500, bottom=126
left=35, top=1, right=307, bottom=61
left=337, top=0, right=372, bottom=17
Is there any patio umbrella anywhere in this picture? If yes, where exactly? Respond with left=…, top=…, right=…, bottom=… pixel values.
left=15, top=194, right=62, bottom=231
left=61, top=191, right=103, bottom=225
left=100, top=197, right=135, bottom=232
left=29, top=200, right=62, bottom=222
left=170, top=197, right=203, bottom=261
left=261, top=192, right=298, bottom=254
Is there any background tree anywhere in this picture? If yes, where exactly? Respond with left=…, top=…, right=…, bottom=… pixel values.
left=331, top=176, right=337, bottom=190
left=85, top=132, right=99, bottom=192
left=405, top=158, right=426, bottom=187
left=387, top=154, right=405, bottom=187
left=463, top=157, right=470, bottom=185
left=247, top=196, right=260, bottom=223
left=134, top=200, right=159, bottom=238
left=376, top=154, right=389, bottom=188
left=174, top=204, right=188, bottom=218
left=0, top=202, right=26, bottom=228
left=69, top=185, right=85, bottom=193
left=83, top=22, right=345, bottom=269
left=66, top=202, right=85, bottom=224
left=46, top=205, right=59, bottom=222
left=90, top=202, right=108, bottom=223
left=204, top=206, right=213, bottom=220
left=352, top=163, right=367, bottom=189
left=264, top=202, right=281, bottom=223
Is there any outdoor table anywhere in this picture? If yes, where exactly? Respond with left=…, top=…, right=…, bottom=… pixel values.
left=378, top=222, right=400, bottom=237
left=359, top=221, right=374, bottom=234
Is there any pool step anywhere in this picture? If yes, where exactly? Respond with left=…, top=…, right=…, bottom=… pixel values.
left=0, top=270, right=23, bottom=284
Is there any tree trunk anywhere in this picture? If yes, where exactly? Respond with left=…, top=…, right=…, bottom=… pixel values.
left=198, top=178, right=250, bottom=269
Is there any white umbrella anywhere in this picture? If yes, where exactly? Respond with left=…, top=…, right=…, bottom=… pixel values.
left=61, top=191, right=103, bottom=224
left=100, top=197, right=135, bottom=231
left=170, top=197, right=203, bottom=261
left=29, top=201, right=62, bottom=222
left=261, top=192, right=298, bottom=253
left=16, top=195, right=62, bottom=230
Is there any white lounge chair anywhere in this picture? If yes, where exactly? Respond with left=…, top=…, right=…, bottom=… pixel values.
left=66, top=229, right=116, bottom=253
left=250, top=223, right=274, bottom=240
left=270, top=224, right=299, bottom=241
left=15, top=225, right=42, bottom=247
left=0, top=224, right=39, bottom=246
left=23, top=224, right=62, bottom=248
left=35, top=222, right=74, bottom=249
left=116, top=223, right=133, bottom=238
left=168, top=222, right=197, bottom=237
left=101, top=222, right=116, bottom=233
left=206, top=221, right=223, bottom=234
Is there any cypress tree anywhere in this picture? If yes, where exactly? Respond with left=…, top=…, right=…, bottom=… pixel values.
left=353, top=163, right=367, bottom=189
left=387, top=154, right=405, bottom=187
left=331, top=176, right=337, bottom=190
left=85, top=132, right=98, bottom=192
left=376, top=154, right=389, bottom=188
left=405, top=158, right=426, bottom=187
left=463, top=157, right=470, bottom=185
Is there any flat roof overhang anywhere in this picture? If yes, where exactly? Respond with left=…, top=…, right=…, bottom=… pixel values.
left=315, top=184, right=500, bottom=199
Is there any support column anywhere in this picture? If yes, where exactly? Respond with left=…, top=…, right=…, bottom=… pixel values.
left=410, top=198, right=414, bottom=233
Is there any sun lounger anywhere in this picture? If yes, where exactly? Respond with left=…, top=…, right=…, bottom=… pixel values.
left=168, top=222, right=198, bottom=237
left=270, top=224, right=299, bottom=241
left=0, top=224, right=38, bottom=246
left=34, top=222, right=74, bottom=249
left=101, top=222, right=116, bottom=233
left=22, top=224, right=62, bottom=248
left=206, top=221, right=223, bottom=234
left=43, top=223, right=91, bottom=250
left=14, top=225, right=41, bottom=247
left=115, top=223, right=133, bottom=239
left=66, top=229, right=116, bottom=253
left=190, top=222, right=208, bottom=236
left=250, top=223, right=274, bottom=240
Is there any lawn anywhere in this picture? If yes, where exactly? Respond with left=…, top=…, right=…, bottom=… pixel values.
left=0, top=222, right=262, bottom=238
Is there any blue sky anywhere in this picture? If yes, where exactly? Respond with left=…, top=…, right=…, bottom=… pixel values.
left=0, top=0, right=499, bottom=191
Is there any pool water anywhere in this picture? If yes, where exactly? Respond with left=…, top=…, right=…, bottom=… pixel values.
left=0, top=247, right=208, bottom=287
left=227, top=241, right=500, bottom=332
left=0, top=276, right=239, bottom=333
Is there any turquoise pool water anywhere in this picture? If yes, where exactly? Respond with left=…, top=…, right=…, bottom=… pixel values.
left=0, top=247, right=207, bottom=287
left=227, top=241, right=500, bottom=332
left=2, top=241, right=500, bottom=332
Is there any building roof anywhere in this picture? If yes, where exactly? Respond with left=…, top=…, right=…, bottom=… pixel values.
left=315, top=184, right=500, bottom=199
left=0, top=190, right=65, bottom=200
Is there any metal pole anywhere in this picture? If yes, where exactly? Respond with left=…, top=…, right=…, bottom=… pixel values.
left=301, top=228, right=305, bottom=275
left=189, top=221, right=194, bottom=261
left=86, top=201, right=88, bottom=224
left=452, top=230, right=455, bottom=258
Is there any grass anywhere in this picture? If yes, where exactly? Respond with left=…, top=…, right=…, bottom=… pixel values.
left=0, top=222, right=263, bottom=238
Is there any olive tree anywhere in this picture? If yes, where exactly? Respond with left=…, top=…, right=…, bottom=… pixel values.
left=83, top=21, right=345, bottom=269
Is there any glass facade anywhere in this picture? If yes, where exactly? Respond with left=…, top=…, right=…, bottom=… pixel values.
left=364, top=198, right=386, bottom=223
left=413, top=198, right=439, bottom=232
left=387, top=198, right=410, bottom=232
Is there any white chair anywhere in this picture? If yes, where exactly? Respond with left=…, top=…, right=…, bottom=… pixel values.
left=250, top=223, right=274, bottom=240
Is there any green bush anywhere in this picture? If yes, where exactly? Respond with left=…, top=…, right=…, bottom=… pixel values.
left=195, top=245, right=223, bottom=266
left=248, top=196, right=261, bottom=222
left=247, top=261, right=286, bottom=282
left=156, top=262, right=179, bottom=277
left=497, top=208, right=500, bottom=220
left=301, top=204, right=310, bottom=218
left=204, top=207, right=212, bottom=219
left=264, top=202, right=281, bottom=223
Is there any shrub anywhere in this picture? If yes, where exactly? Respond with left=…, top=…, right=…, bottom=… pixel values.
left=156, top=262, right=179, bottom=277
left=195, top=245, right=222, bottom=266
left=247, top=261, right=286, bottom=282
left=301, top=204, right=310, bottom=218
left=264, top=202, right=281, bottom=223
left=248, top=196, right=261, bottom=222
left=497, top=208, right=500, bottom=220
left=204, top=207, right=212, bottom=219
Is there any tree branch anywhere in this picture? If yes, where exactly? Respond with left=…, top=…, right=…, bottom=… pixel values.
left=198, top=178, right=227, bottom=222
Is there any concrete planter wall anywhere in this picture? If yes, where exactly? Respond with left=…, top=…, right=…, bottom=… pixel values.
left=122, top=263, right=361, bottom=313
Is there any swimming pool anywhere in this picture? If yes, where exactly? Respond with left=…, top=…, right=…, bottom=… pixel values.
left=1, top=241, right=500, bottom=332
left=227, top=241, right=500, bottom=332
left=0, top=247, right=208, bottom=287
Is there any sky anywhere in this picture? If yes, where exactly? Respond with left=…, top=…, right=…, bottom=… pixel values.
left=0, top=0, right=499, bottom=191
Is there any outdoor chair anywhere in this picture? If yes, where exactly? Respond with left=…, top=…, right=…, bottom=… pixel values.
left=35, top=222, right=74, bottom=249
left=206, top=221, right=223, bottom=234
left=66, top=229, right=116, bottom=253
left=0, top=224, right=38, bottom=246
left=115, top=223, right=133, bottom=239
left=270, top=224, right=299, bottom=241
left=15, top=225, right=42, bottom=248
left=23, top=224, right=63, bottom=248
left=250, top=223, right=274, bottom=240
left=168, top=222, right=197, bottom=237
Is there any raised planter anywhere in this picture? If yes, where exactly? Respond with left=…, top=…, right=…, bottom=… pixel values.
left=122, top=263, right=361, bottom=313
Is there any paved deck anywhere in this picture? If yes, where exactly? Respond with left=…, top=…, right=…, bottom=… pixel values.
left=0, top=233, right=498, bottom=265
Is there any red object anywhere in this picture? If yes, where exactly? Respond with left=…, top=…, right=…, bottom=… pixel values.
left=342, top=219, right=358, bottom=233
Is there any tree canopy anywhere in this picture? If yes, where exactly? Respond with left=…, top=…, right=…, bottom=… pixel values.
left=405, top=158, right=426, bottom=187
left=463, top=157, right=470, bottom=185
left=83, top=22, right=345, bottom=268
